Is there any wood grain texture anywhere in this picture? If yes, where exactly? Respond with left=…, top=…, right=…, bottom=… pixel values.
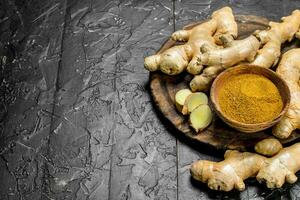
left=150, top=15, right=300, bottom=151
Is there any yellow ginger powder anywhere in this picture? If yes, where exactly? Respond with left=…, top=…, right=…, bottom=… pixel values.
left=219, top=74, right=283, bottom=124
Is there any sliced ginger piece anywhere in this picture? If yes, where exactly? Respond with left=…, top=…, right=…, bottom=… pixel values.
left=189, top=104, right=212, bottom=132
left=182, top=92, right=208, bottom=115
left=175, top=89, right=192, bottom=113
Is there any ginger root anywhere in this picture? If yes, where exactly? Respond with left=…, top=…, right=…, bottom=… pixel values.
left=182, top=92, right=208, bottom=115
left=144, top=7, right=237, bottom=75
left=251, top=10, right=300, bottom=68
left=254, top=138, right=283, bottom=157
left=197, top=35, right=260, bottom=67
left=191, top=142, right=300, bottom=191
left=257, top=143, right=300, bottom=189
left=189, top=65, right=224, bottom=92
left=175, top=89, right=192, bottom=113
left=189, top=9, right=300, bottom=92
left=189, top=104, right=212, bottom=132
left=212, top=6, right=237, bottom=45
left=296, top=28, right=300, bottom=39
left=190, top=150, right=265, bottom=191
left=273, top=49, right=300, bottom=139
left=190, top=35, right=260, bottom=91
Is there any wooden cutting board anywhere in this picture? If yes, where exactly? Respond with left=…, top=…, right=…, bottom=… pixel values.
left=150, top=15, right=300, bottom=151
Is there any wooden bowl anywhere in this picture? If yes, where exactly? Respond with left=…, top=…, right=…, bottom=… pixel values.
left=210, top=65, right=291, bottom=133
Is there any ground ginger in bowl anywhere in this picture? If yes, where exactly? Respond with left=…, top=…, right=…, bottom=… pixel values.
left=218, top=73, right=283, bottom=124
left=210, top=65, right=290, bottom=133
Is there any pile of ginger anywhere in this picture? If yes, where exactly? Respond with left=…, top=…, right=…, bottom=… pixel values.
left=144, top=7, right=300, bottom=192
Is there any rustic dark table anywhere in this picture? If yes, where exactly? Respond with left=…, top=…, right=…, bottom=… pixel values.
left=1, top=0, right=300, bottom=199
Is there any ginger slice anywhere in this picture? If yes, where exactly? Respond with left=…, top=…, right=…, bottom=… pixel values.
left=254, top=138, right=283, bottom=157
left=182, top=92, right=208, bottom=115
left=175, top=89, right=192, bottom=113
left=189, top=104, right=212, bottom=132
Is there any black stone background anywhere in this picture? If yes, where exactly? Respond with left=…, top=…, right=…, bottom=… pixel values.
left=1, top=0, right=300, bottom=199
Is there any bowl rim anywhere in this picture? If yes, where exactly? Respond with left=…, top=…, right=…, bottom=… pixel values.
left=210, top=64, right=291, bottom=127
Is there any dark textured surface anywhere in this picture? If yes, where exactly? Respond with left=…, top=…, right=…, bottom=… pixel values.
left=1, top=0, right=300, bottom=199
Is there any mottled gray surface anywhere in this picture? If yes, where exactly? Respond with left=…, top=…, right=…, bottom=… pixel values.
left=1, top=0, right=300, bottom=199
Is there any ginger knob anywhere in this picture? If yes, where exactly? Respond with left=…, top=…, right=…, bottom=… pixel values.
left=254, top=138, right=283, bottom=157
